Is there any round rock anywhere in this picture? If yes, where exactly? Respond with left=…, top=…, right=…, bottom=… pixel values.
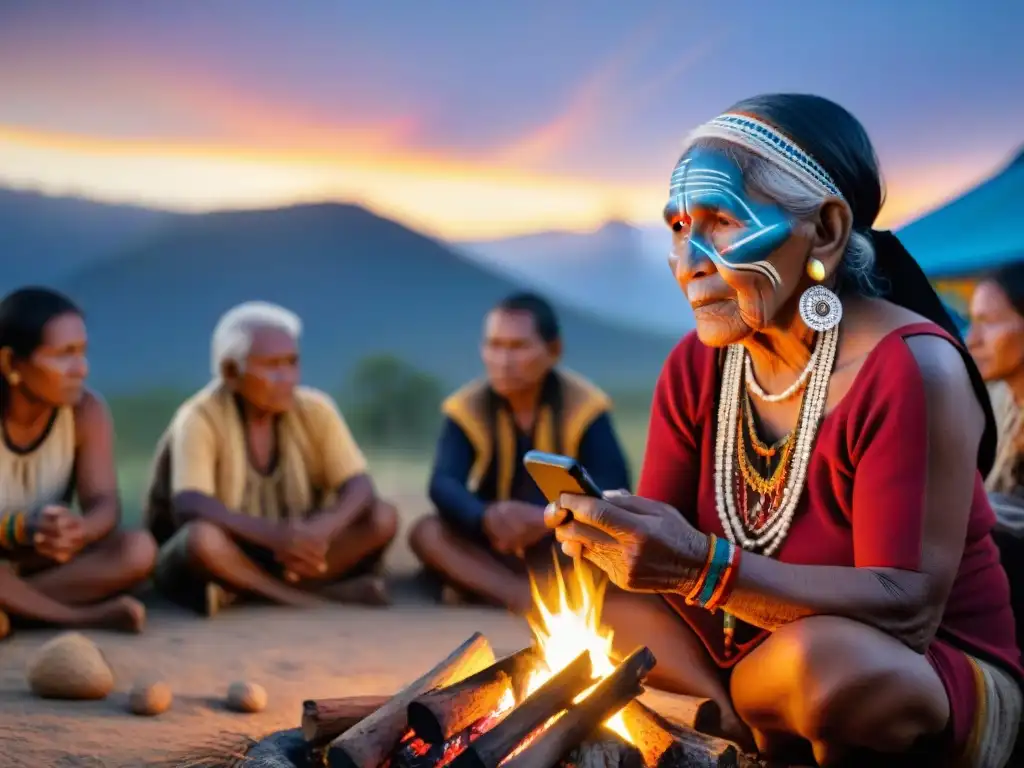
left=226, top=681, right=267, bottom=713
left=27, top=632, right=114, bottom=700
left=128, top=679, right=173, bottom=716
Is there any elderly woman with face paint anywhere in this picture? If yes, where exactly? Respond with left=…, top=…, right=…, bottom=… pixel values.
left=545, top=95, right=1022, bottom=767
left=0, top=288, right=155, bottom=637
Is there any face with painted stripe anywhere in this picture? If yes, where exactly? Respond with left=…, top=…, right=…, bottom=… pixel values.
left=664, top=147, right=813, bottom=345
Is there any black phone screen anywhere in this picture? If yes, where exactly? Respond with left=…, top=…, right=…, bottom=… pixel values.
left=523, top=450, right=603, bottom=504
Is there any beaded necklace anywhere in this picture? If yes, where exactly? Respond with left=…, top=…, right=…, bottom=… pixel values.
left=713, top=327, right=839, bottom=655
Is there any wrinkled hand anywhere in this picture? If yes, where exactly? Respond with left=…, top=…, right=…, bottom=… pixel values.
left=544, top=491, right=708, bottom=593
left=483, top=501, right=548, bottom=556
left=272, top=520, right=329, bottom=580
left=30, top=505, right=86, bottom=563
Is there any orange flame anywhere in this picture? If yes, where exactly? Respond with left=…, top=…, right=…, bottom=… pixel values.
left=521, top=555, right=634, bottom=744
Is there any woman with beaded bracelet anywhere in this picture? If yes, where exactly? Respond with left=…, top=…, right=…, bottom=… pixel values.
left=546, top=94, right=1022, bottom=767
left=0, top=287, right=155, bottom=637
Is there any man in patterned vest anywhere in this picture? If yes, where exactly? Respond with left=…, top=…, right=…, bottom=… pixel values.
left=409, top=292, right=630, bottom=613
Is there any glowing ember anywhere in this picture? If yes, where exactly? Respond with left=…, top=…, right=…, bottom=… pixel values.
left=523, top=555, right=634, bottom=744
left=388, top=709, right=508, bottom=768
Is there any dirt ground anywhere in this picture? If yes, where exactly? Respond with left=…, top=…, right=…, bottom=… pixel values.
left=0, top=492, right=535, bottom=767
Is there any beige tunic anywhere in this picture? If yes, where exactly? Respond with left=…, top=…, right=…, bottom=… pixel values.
left=0, top=407, right=75, bottom=517
left=150, top=382, right=367, bottom=527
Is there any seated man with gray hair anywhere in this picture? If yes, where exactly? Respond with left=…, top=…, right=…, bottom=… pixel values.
left=145, top=301, right=398, bottom=616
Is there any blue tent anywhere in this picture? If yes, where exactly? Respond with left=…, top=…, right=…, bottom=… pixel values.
left=898, top=146, right=1024, bottom=278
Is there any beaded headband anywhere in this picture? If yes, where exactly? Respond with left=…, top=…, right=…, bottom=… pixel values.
left=682, top=113, right=845, bottom=201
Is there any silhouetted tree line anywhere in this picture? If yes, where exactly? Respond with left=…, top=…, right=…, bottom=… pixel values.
left=342, top=354, right=445, bottom=450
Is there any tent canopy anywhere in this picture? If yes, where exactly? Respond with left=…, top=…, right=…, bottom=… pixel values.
left=897, top=147, right=1024, bottom=278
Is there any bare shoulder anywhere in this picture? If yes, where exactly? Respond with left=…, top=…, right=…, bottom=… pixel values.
left=855, top=293, right=977, bottom=401
left=73, top=387, right=113, bottom=425
left=72, top=388, right=114, bottom=444
left=902, top=334, right=985, bottom=452
left=837, top=296, right=929, bottom=362
left=826, top=297, right=929, bottom=400
left=903, top=334, right=977, bottom=403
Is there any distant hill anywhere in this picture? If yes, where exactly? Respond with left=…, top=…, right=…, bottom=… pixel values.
left=0, top=188, right=179, bottom=292
left=457, top=221, right=692, bottom=335
left=52, top=203, right=679, bottom=394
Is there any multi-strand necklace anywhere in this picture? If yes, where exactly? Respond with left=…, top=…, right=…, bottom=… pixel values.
left=715, top=327, right=838, bottom=554
left=712, top=327, right=839, bottom=654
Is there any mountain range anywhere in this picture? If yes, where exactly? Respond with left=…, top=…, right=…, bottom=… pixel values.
left=0, top=188, right=179, bottom=289
left=0, top=189, right=680, bottom=394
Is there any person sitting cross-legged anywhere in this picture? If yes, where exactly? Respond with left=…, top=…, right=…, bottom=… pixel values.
left=409, top=292, right=631, bottom=614
left=0, top=287, right=154, bottom=637
left=146, top=301, right=398, bottom=617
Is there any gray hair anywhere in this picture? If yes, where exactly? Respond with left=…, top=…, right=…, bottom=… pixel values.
left=688, top=137, right=880, bottom=295
left=210, top=301, right=302, bottom=379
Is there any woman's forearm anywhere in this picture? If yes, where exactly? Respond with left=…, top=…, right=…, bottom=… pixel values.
left=80, top=496, right=119, bottom=544
left=707, top=552, right=936, bottom=650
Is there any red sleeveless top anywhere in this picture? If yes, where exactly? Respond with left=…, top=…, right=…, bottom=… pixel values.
left=639, top=323, right=1023, bottom=683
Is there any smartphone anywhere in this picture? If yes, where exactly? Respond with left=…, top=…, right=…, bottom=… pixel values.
left=523, top=450, right=604, bottom=522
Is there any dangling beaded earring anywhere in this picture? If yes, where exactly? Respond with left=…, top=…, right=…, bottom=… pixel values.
left=798, top=258, right=843, bottom=332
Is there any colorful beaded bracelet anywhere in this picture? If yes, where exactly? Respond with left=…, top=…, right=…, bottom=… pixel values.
left=0, top=511, right=28, bottom=550
left=695, top=536, right=732, bottom=608
left=685, top=534, right=718, bottom=604
left=707, top=542, right=741, bottom=613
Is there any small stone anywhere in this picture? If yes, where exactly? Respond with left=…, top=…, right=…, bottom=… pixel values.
left=226, top=681, right=267, bottom=713
left=128, top=679, right=173, bottom=716
left=27, top=632, right=114, bottom=700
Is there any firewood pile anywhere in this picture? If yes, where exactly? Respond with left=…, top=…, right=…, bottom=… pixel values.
left=182, top=631, right=749, bottom=768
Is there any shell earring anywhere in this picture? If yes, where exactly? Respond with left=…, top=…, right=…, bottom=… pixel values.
left=799, top=258, right=842, bottom=332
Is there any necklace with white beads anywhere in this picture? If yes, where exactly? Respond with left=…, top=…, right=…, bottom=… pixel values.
left=714, top=326, right=839, bottom=556
left=744, top=342, right=820, bottom=403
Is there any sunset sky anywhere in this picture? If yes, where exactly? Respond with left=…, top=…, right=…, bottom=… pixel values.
left=1, top=1, right=1021, bottom=239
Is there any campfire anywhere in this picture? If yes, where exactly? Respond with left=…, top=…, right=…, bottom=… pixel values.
left=266, top=559, right=741, bottom=768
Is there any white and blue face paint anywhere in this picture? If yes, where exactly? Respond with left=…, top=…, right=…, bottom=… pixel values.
left=664, top=147, right=789, bottom=289
left=664, top=113, right=848, bottom=291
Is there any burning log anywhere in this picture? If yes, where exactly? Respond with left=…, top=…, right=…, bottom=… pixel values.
left=301, top=695, right=391, bottom=749
left=564, top=735, right=645, bottom=768
left=500, top=647, right=655, bottom=768
left=406, top=670, right=510, bottom=747
left=407, top=646, right=537, bottom=744
left=450, top=650, right=594, bottom=768
left=638, top=689, right=720, bottom=734
left=327, top=632, right=495, bottom=768
left=499, top=646, right=541, bottom=702
left=622, top=700, right=739, bottom=768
